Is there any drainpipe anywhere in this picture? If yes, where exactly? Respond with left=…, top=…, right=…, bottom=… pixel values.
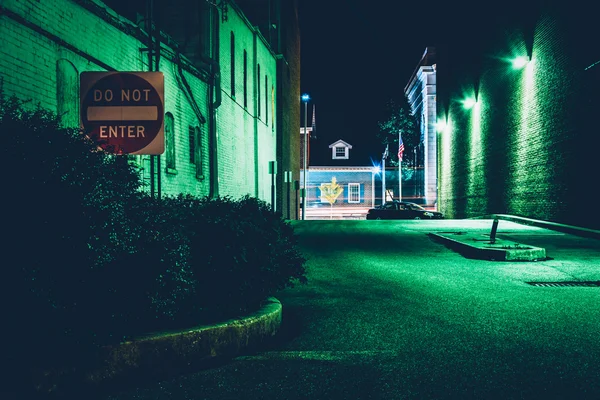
left=145, top=0, right=161, bottom=199
left=208, top=5, right=222, bottom=199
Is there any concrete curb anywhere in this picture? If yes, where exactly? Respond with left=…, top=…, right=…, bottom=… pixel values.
left=37, top=297, right=282, bottom=393
left=92, top=297, right=282, bottom=383
left=474, top=214, right=600, bottom=240
left=429, top=232, right=546, bottom=261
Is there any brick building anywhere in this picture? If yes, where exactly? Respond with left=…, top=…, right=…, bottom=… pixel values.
left=436, top=1, right=600, bottom=228
left=0, top=0, right=300, bottom=215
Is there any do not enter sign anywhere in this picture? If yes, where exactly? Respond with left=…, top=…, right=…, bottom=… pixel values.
left=80, top=72, right=164, bottom=155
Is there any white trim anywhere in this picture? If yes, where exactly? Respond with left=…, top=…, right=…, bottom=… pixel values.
left=348, top=183, right=360, bottom=203
left=332, top=146, right=349, bottom=159
left=319, top=183, right=330, bottom=203
left=309, top=166, right=374, bottom=172
left=328, top=139, right=353, bottom=148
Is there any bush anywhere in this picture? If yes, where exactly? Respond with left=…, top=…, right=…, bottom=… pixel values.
left=0, top=93, right=307, bottom=394
left=0, top=94, right=148, bottom=389
left=188, top=195, right=307, bottom=320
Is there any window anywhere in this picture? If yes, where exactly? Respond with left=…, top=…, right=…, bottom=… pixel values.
left=198, top=1, right=211, bottom=60
left=271, top=84, right=275, bottom=128
left=348, top=183, right=360, bottom=203
left=243, top=50, right=247, bottom=108
left=56, top=59, right=79, bottom=128
left=189, top=125, right=203, bottom=179
left=319, top=184, right=329, bottom=203
left=265, top=75, right=268, bottom=123
left=165, top=112, right=175, bottom=170
left=257, top=64, right=261, bottom=117
left=230, top=32, right=235, bottom=97
left=189, top=125, right=197, bottom=164
left=329, top=141, right=352, bottom=159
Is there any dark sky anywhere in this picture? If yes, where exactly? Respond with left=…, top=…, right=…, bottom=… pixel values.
left=297, top=0, right=476, bottom=160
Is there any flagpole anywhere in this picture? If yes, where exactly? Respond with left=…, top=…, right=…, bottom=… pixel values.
left=398, top=131, right=403, bottom=201
left=399, top=160, right=402, bottom=201
left=382, top=144, right=388, bottom=205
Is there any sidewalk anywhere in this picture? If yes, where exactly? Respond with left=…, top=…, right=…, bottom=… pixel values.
left=431, top=214, right=600, bottom=261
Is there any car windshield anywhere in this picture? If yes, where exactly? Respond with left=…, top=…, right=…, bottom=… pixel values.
left=406, top=203, right=426, bottom=211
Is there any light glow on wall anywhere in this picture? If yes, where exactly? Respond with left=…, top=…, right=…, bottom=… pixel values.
left=512, top=56, right=529, bottom=69
left=462, top=98, right=476, bottom=109
left=436, top=120, right=447, bottom=132
left=440, top=117, right=453, bottom=208
left=509, top=58, right=541, bottom=210
left=467, top=97, right=486, bottom=212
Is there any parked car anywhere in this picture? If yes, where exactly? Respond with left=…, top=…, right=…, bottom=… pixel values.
left=366, top=201, right=444, bottom=220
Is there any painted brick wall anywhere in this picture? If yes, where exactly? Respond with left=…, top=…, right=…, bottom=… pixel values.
left=437, top=3, right=599, bottom=228
left=0, top=0, right=281, bottom=204
left=217, top=5, right=277, bottom=201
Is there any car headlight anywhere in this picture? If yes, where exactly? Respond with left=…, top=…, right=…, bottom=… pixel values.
left=424, top=212, right=433, bottom=217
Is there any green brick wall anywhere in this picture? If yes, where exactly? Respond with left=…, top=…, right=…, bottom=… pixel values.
left=437, top=4, right=598, bottom=228
left=217, top=6, right=277, bottom=201
left=0, top=0, right=281, bottom=204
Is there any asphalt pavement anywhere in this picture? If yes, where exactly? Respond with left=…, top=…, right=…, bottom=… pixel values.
left=101, top=218, right=600, bottom=400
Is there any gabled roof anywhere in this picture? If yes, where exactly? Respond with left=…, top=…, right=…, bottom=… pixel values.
left=328, top=139, right=353, bottom=149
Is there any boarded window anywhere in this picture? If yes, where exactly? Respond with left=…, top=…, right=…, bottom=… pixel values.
left=165, top=112, right=175, bottom=170
left=230, top=32, right=235, bottom=97
left=257, top=64, right=261, bottom=117
left=189, top=125, right=202, bottom=179
left=56, top=59, right=79, bottom=128
left=243, top=50, right=248, bottom=108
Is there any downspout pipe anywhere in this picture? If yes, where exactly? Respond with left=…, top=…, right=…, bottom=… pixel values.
left=208, top=6, right=222, bottom=199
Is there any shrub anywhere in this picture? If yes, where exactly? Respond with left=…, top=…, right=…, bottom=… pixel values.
left=0, top=94, right=148, bottom=389
left=188, top=195, right=307, bottom=320
left=0, top=93, right=308, bottom=394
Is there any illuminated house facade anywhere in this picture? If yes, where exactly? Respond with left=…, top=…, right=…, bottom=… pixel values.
left=0, top=0, right=300, bottom=215
left=436, top=2, right=600, bottom=228
left=299, top=125, right=377, bottom=209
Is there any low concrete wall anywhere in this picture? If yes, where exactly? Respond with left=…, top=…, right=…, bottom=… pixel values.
left=35, top=297, right=282, bottom=394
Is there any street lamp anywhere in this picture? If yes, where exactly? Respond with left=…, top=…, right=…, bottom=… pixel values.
left=301, top=93, right=310, bottom=220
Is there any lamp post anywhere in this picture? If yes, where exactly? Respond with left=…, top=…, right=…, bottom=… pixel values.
left=301, top=93, right=310, bottom=220
left=382, top=144, right=388, bottom=205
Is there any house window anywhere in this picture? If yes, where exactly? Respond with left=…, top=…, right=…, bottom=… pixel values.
left=348, top=183, right=360, bottom=203
left=335, top=147, right=346, bottom=158
left=319, top=184, right=329, bottom=203
left=189, top=126, right=197, bottom=164
left=165, top=112, right=175, bottom=170
left=230, top=32, right=235, bottom=97
left=243, top=50, right=248, bottom=108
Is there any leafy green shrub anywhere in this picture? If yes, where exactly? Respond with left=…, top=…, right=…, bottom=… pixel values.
left=0, top=94, right=154, bottom=389
left=0, top=93, right=307, bottom=394
left=123, top=195, right=199, bottom=329
left=188, top=195, right=308, bottom=320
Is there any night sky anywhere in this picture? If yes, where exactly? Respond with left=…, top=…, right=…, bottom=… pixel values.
left=297, top=0, right=496, bottom=160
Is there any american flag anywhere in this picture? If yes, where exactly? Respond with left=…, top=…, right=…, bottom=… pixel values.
left=398, top=133, right=405, bottom=162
